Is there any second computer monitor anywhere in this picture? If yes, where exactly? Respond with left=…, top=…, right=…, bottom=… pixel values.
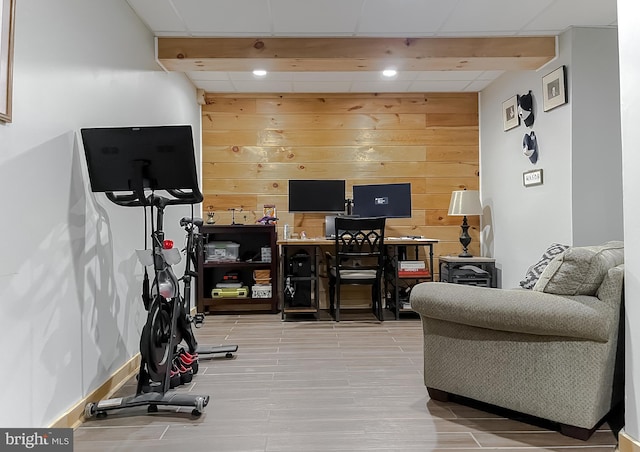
left=352, top=183, right=412, bottom=218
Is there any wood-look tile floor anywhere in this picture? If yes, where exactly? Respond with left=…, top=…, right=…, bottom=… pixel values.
left=75, top=313, right=618, bottom=451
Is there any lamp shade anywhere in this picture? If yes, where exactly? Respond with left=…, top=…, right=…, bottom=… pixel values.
left=448, top=190, right=482, bottom=216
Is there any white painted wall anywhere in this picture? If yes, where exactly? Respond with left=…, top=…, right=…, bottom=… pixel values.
left=0, top=0, right=201, bottom=427
left=618, top=0, right=640, bottom=441
left=570, top=28, right=623, bottom=246
left=480, top=28, right=622, bottom=289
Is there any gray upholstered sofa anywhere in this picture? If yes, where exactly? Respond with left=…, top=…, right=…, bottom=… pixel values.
left=410, top=241, right=624, bottom=440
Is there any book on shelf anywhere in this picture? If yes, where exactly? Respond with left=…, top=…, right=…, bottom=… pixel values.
left=398, top=260, right=426, bottom=271
left=398, top=270, right=431, bottom=278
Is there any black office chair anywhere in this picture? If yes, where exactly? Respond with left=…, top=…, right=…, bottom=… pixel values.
left=326, top=216, right=386, bottom=322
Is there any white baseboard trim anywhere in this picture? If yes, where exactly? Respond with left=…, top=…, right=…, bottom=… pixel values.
left=51, top=354, right=141, bottom=429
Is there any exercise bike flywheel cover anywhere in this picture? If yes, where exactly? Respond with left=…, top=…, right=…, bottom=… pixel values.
left=140, top=295, right=182, bottom=383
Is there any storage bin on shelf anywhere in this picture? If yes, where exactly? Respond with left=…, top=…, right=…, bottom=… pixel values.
left=252, top=284, right=272, bottom=298
left=253, top=269, right=271, bottom=284
left=212, top=286, right=248, bottom=298
left=205, top=241, right=240, bottom=262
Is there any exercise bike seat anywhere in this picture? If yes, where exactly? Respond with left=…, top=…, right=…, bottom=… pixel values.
left=180, top=217, right=203, bottom=228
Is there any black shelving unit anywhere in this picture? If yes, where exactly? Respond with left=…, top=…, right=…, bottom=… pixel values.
left=197, top=224, right=278, bottom=314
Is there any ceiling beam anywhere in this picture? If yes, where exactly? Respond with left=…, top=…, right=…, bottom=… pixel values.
left=157, top=37, right=556, bottom=72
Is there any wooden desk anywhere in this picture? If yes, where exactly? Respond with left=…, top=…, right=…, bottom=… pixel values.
left=277, top=237, right=439, bottom=320
left=278, top=237, right=439, bottom=247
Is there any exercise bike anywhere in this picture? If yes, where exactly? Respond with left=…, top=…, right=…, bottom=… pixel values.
left=84, top=191, right=211, bottom=418
left=80, top=125, right=233, bottom=419
left=177, top=213, right=238, bottom=360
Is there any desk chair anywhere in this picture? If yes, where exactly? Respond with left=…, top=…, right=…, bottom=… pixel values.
left=326, top=217, right=386, bottom=321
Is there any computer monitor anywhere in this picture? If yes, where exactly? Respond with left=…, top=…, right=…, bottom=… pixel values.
left=80, top=125, right=200, bottom=193
left=352, top=183, right=412, bottom=218
left=288, top=180, right=346, bottom=213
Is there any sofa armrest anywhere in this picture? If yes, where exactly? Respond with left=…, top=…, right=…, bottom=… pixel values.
left=410, top=282, right=611, bottom=342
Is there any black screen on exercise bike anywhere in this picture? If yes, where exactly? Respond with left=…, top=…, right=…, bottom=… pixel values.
left=80, top=125, right=200, bottom=193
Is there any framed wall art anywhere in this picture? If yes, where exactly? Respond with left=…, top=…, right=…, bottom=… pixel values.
left=542, top=65, right=567, bottom=112
left=1, top=0, right=16, bottom=123
left=502, top=95, right=520, bottom=131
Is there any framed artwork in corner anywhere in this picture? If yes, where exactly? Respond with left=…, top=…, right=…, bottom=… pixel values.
left=542, top=65, right=567, bottom=112
left=502, top=95, right=520, bottom=131
left=0, top=0, right=16, bottom=123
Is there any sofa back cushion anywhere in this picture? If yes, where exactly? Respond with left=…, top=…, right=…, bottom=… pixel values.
left=533, top=241, right=624, bottom=295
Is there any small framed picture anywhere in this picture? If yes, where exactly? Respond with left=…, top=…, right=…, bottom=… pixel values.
left=523, top=169, right=543, bottom=187
left=502, top=95, right=520, bottom=131
left=542, top=66, right=567, bottom=112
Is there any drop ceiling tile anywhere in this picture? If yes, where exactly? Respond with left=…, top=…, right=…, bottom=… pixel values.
left=465, top=80, right=493, bottom=92
left=435, top=31, right=516, bottom=37
left=231, top=80, right=295, bottom=92
left=293, top=81, right=354, bottom=92
left=270, top=0, right=364, bottom=33
left=126, top=0, right=187, bottom=32
left=172, top=0, right=272, bottom=34
left=440, top=0, right=555, bottom=34
left=413, top=71, right=484, bottom=81
left=293, top=72, right=359, bottom=82
left=477, top=70, right=506, bottom=80
left=358, top=0, right=457, bottom=34
left=349, top=71, right=418, bottom=82
left=525, top=0, right=617, bottom=32
left=350, top=81, right=412, bottom=92
left=409, top=80, right=471, bottom=92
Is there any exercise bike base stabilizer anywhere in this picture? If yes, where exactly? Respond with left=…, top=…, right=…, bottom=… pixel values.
left=81, top=125, right=236, bottom=419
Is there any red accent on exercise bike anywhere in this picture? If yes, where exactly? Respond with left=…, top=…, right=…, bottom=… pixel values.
left=163, top=239, right=174, bottom=249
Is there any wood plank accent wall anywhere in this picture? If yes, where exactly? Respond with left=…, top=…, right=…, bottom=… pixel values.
left=201, top=92, right=480, bottom=264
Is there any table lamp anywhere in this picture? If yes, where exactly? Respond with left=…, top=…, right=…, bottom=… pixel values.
left=448, top=190, right=482, bottom=257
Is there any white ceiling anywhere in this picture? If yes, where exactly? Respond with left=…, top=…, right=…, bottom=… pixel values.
left=126, top=0, right=618, bottom=93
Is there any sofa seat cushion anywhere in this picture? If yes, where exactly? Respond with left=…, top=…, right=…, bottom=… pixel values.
left=533, top=241, right=624, bottom=296
left=410, top=282, right=610, bottom=342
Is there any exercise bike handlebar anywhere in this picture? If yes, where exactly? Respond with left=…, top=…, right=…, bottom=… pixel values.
left=106, top=188, right=203, bottom=208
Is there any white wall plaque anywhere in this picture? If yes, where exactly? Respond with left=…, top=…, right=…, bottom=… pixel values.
left=523, top=169, right=543, bottom=187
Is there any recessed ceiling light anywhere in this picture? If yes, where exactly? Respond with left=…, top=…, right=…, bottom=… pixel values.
left=382, top=69, right=397, bottom=77
left=253, top=69, right=267, bottom=77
